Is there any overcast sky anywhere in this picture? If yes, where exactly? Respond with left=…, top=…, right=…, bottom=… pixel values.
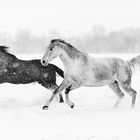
left=0, top=0, right=140, bottom=37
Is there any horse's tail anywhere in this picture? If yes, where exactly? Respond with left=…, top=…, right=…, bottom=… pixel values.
left=52, top=64, right=64, bottom=78
left=128, top=55, right=140, bottom=71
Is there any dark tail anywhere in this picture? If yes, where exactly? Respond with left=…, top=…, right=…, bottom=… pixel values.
left=51, top=64, right=64, bottom=78
left=128, top=55, right=140, bottom=71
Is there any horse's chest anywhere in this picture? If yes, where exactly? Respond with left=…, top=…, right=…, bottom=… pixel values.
left=65, top=62, right=81, bottom=75
left=65, top=70, right=86, bottom=87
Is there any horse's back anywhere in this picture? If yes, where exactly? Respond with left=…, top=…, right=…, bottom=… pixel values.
left=93, top=57, right=131, bottom=83
left=0, top=51, right=58, bottom=85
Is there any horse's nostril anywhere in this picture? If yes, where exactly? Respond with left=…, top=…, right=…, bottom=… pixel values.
left=42, top=60, right=46, bottom=64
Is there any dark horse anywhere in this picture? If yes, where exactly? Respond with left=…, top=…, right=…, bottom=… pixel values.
left=0, top=46, right=64, bottom=108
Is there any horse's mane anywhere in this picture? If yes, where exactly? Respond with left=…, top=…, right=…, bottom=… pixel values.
left=0, top=46, right=9, bottom=53
left=51, top=39, right=82, bottom=58
left=51, top=39, right=75, bottom=49
left=0, top=46, right=17, bottom=59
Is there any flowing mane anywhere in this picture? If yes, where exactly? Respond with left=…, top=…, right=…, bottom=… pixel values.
left=53, top=39, right=82, bottom=59
left=51, top=39, right=81, bottom=59
left=0, top=46, right=17, bottom=59
left=0, top=46, right=9, bottom=53
left=51, top=39, right=79, bottom=50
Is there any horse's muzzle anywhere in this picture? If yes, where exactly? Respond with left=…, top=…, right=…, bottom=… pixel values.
left=41, top=60, right=48, bottom=66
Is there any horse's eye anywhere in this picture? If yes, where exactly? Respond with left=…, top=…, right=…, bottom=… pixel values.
left=50, top=48, right=53, bottom=51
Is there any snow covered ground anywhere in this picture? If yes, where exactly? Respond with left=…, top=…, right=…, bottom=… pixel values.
left=0, top=53, right=140, bottom=140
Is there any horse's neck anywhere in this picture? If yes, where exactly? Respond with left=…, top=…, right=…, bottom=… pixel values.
left=59, top=49, right=71, bottom=67
left=58, top=47, right=88, bottom=73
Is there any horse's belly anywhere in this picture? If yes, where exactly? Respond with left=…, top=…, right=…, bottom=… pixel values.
left=67, top=63, right=116, bottom=87
left=83, top=72, right=115, bottom=87
left=84, top=79, right=112, bottom=87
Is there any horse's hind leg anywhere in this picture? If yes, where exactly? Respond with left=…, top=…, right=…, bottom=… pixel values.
left=118, top=65, right=137, bottom=108
left=59, top=93, right=64, bottom=103
left=120, top=82, right=137, bottom=108
left=128, top=88, right=137, bottom=108
left=109, top=80, right=125, bottom=108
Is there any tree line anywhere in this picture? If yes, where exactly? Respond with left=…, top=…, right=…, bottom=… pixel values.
left=1, top=26, right=140, bottom=53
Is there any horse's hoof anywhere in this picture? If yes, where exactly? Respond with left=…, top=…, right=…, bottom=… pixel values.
left=70, top=104, right=74, bottom=109
left=131, top=104, right=135, bottom=108
left=42, top=105, right=49, bottom=110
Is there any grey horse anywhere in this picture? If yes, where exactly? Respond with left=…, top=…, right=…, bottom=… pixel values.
left=41, top=39, right=139, bottom=110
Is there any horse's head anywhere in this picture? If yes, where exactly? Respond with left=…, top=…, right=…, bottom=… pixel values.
left=41, top=39, right=61, bottom=66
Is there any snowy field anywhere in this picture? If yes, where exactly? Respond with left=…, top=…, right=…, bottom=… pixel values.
left=0, top=53, right=140, bottom=140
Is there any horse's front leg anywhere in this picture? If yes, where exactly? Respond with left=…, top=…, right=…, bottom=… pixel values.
left=65, top=85, right=74, bottom=109
left=42, top=80, right=69, bottom=110
left=65, top=84, right=80, bottom=109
